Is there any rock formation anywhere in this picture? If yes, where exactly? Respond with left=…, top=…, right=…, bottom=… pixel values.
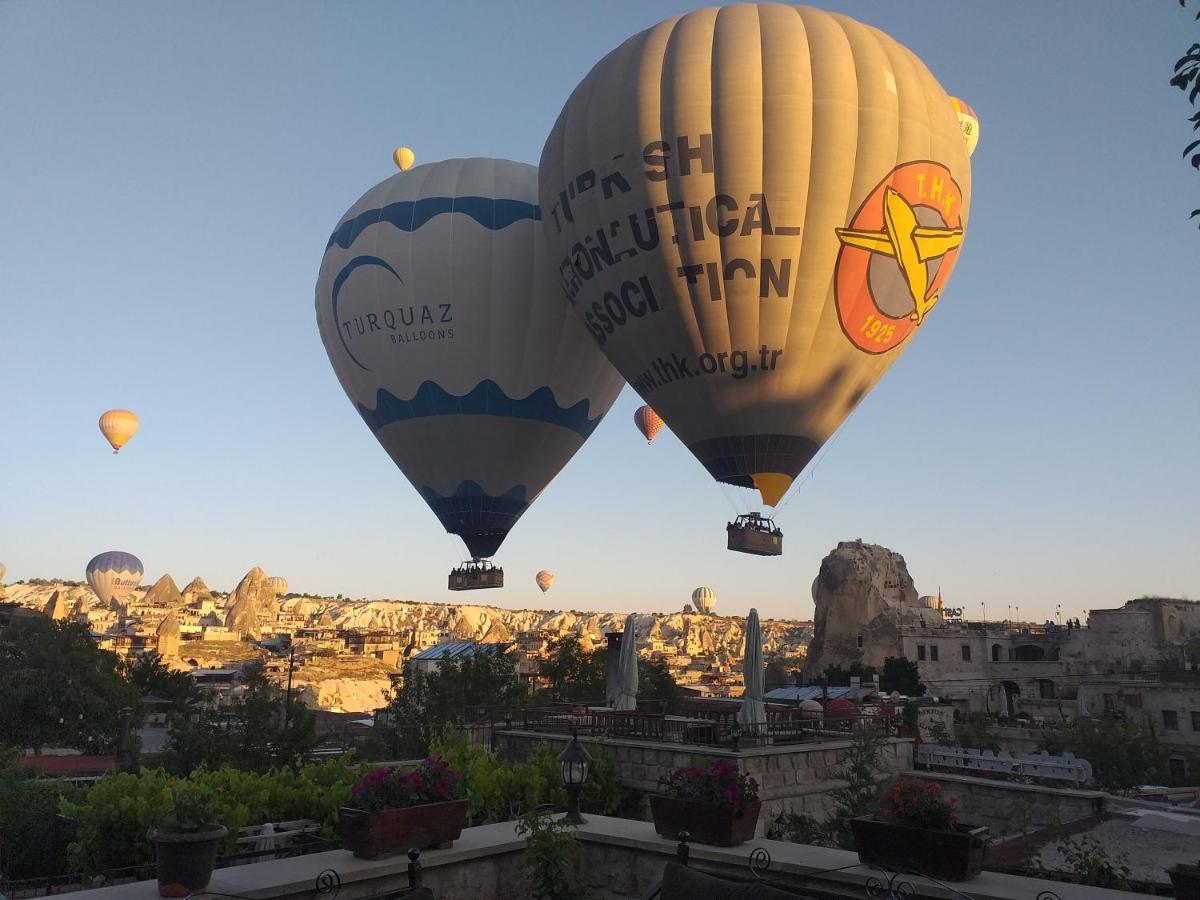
left=157, top=612, right=181, bottom=657
left=804, top=540, right=937, bottom=677
left=224, top=567, right=277, bottom=629
left=181, top=577, right=212, bottom=605
left=43, top=590, right=71, bottom=621
left=143, top=574, right=184, bottom=608
left=225, top=596, right=260, bottom=639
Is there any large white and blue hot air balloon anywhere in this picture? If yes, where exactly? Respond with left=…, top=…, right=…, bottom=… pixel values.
left=316, top=157, right=624, bottom=565
left=85, top=551, right=143, bottom=606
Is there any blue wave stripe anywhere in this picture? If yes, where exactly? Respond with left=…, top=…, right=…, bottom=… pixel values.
left=86, top=551, right=143, bottom=575
left=332, top=256, right=401, bottom=371
left=357, top=381, right=602, bottom=439
left=327, top=197, right=541, bottom=250
left=421, top=481, right=529, bottom=559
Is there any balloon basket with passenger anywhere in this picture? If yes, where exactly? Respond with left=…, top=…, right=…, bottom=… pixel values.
left=727, top=513, right=783, bottom=557
left=448, top=559, right=504, bottom=591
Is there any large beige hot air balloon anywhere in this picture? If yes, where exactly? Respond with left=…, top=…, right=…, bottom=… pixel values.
left=540, top=5, right=972, bottom=554
left=99, top=409, right=139, bottom=454
left=0, top=562, right=6, bottom=583
left=268, top=576, right=289, bottom=596
left=949, top=97, right=980, bottom=157
left=535, top=570, right=555, bottom=593
left=691, top=586, right=717, bottom=615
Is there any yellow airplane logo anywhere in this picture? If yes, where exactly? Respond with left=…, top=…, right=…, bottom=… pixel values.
left=836, top=188, right=963, bottom=324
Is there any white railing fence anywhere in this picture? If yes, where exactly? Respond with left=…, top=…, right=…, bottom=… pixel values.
left=916, top=743, right=1093, bottom=785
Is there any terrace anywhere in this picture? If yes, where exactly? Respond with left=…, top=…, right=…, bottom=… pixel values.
left=64, top=814, right=1155, bottom=900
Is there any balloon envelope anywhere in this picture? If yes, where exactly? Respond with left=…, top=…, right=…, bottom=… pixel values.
left=535, top=570, right=555, bottom=593
left=949, top=97, right=979, bottom=157
left=0, top=563, right=6, bottom=582
left=633, top=406, right=665, bottom=444
left=99, top=409, right=139, bottom=454
left=540, top=5, right=972, bottom=508
left=86, top=551, right=143, bottom=605
left=268, top=576, right=289, bottom=596
left=317, top=158, right=625, bottom=558
left=691, top=586, right=717, bottom=614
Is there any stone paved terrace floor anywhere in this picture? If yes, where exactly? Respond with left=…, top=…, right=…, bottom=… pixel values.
left=68, top=814, right=1165, bottom=900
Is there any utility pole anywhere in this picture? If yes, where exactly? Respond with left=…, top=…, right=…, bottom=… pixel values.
left=284, top=643, right=296, bottom=728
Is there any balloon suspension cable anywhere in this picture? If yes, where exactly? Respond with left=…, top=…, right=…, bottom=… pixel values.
left=775, top=421, right=853, bottom=515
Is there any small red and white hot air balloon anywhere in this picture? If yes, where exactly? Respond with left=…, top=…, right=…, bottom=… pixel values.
left=535, top=570, right=555, bottom=593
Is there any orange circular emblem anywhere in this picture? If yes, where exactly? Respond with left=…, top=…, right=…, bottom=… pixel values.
left=834, top=161, right=965, bottom=354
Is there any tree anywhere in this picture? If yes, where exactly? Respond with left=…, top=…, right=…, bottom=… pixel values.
left=160, top=661, right=316, bottom=775
left=957, top=713, right=1002, bottom=753
left=1040, top=715, right=1166, bottom=791
left=820, top=657, right=924, bottom=696
left=0, top=617, right=138, bottom=754
left=123, top=653, right=196, bottom=711
left=537, top=636, right=682, bottom=711
left=385, top=647, right=527, bottom=757
left=764, top=654, right=805, bottom=690
left=1170, top=1, right=1200, bottom=226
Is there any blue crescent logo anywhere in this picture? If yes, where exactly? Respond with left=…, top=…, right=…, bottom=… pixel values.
left=330, top=255, right=403, bottom=372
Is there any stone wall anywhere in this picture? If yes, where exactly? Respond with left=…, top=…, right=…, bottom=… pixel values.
left=495, top=729, right=913, bottom=824
left=907, top=771, right=1107, bottom=839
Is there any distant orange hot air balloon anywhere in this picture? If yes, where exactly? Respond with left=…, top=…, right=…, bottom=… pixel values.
left=633, top=406, right=665, bottom=445
left=535, top=570, right=555, bottom=593
left=99, top=409, right=139, bottom=454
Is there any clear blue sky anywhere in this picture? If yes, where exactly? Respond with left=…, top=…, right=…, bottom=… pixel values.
left=2, top=1, right=1197, bottom=622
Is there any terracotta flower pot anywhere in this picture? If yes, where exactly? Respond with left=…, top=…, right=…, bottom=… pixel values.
left=649, top=795, right=761, bottom=847
left=339, top=799, right=469, bottom=859
left=850, top=816, right=987, bottom=882
left=151, top=824, right=228, bottom=898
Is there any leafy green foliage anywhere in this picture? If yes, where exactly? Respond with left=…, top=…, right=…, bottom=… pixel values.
left=764, top=654, right=806, bottom=690
left=430, top=727, right=639, bottom=825
left=159, top=780, right=222, bottom=832
left=769, top=729, right=883, bottom=850
left=515, top=807, right=588, bottom=900
left=58, top=758, right=358, bottom=879
left=1040, top=715, right=1166, bottom=791
left=957, top=713, right=1002, bottom=752
left=657, top=758, right=758, bottom=810
left=0, top=617, right=139, bottom=753
left=0, top=750, right=82, bottom=880
left=385, top=648, right=527, bottom=757
left=537, top=635, right=682, bottom=711
left=1056, top=835, right=1132, bottom=890
left=878, top=777, right=957, bottom=830
left=160, top=661, right=316, bottom=775
left=123, top=653, right=196, bottom=711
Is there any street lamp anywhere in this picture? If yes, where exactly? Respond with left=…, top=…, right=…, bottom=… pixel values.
left=559, top=732, right=592, bottom=825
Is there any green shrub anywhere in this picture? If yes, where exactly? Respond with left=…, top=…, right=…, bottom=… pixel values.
left=515, top=807, right=588, bottom=900
left=0, top=757, right=81, bottom=880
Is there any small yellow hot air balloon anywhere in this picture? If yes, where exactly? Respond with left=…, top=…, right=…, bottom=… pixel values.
left=535, top=570, right=555, bottom=593
left=949, top=97, right=979, bottom=157
left=392, top=146, right=416, bottom=171
left=99, top=409, right=139, bottom=454
left=633, top=406, right=665, bottom=445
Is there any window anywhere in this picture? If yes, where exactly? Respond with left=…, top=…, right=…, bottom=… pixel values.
left=1103, top=693, right=1116, bottom=713
left=991, top=644, right=1002, bottom=662
left=961, top=645, right=972, bottom=662
left=1039, top=680, right=1057, bottom=700
left=1163, top=710, right=1179, bottom=731
left=917, top=645, right=927, bottom=661
left=1192, top=711, right=1200, bottom=732
left=930, top=645, right=939, bottom=662
left=857, top=635, right=863, bottom=648
left=1169, top=757, right=1186, bottom=780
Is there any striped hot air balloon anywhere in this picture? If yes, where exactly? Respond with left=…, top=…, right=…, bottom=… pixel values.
left=535, top=570, right=555, bottom=593
left=317, top=157, right=624, bottom=564
left=633, top=406, right=665, bottom=445
left=949, top=97, right=979, bottom=157
left=691, top=586, right=717, bottom=615
left=86, top=551, right=143, bottom=606
left=99, top=409, right=139, bottom=454
left=540, top=5, right=973, bottom=518
left=268, top=576, right=289, bottom=596
left=0, top=562, right=6, bottom=583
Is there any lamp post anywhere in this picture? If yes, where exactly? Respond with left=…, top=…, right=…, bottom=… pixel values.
left=559, top=731, right=592, bottom=825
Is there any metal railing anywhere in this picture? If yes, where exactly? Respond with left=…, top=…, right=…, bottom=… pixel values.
left=916, top=743, right=1094, bottom=785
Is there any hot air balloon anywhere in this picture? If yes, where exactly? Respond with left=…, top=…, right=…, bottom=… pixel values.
left=393, top=146, right=416, bottom=171
left=99, top=409, right=139, bottom=454
left=949, top=97, right=980, bottom=157
left=633, top=406, right=665, bottom=445
left=268, top=576, right=289, bottom=597
left=0, top=562, right=6, bottom=583
left=535, top=570, right=555, bottom=593
left=86, top=551, right=143, bottom=606
left=540, top=5, right=972, bottom=556
left=316, top=156, right=624, bottom=590
left=691, top=586, right=717, bottom=615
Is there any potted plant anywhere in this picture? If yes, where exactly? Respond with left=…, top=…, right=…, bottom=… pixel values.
left=339, top=756, right=468, bottom=859
left=649, top=758, right=760, bottom=846
left=851, top=778, right=987, bottom=881
left=1168, top=858, right=1200, bottom=900
left=150, top=781, right=228, bottom=898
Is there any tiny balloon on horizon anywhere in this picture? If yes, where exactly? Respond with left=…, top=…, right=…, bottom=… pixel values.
left=393, top=147, right=416, bottom=171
